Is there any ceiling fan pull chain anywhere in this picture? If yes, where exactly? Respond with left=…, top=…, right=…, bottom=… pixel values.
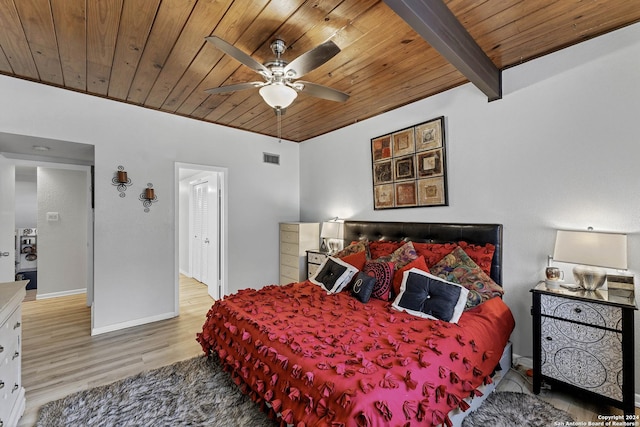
left=277, top=108, right=282, bottom=143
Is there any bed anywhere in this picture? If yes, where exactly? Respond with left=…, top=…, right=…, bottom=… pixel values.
left=197, top=221, right=515, bottom=427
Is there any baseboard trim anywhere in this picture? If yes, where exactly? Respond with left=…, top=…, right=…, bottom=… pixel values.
left=91, top=310, right=177, bottom=336
left=36, top=288, right=86, bottom=300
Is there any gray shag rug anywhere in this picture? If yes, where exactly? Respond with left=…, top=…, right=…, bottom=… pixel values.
left=462, top=391, right=575, bottom=427
left=35, top=356, right=277, bottom=427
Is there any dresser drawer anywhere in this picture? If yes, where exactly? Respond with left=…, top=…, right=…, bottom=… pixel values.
left=540, top=316, right=623, bottom=401
left=280, top=230, right=300, bottom=244
left=280, top=253, right=299, bottom=269
left=280, top=242, right=299, bottom=257
left=280, top=264, right=299, bottom=281
left=280, top=223, right=300, bottom=232
left=0, top=307, right=21, bottom=365
left=540, top=294, right=622, bottom=330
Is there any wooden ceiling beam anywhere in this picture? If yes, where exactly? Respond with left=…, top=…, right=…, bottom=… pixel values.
left=383, top=0, right=501, bottom=101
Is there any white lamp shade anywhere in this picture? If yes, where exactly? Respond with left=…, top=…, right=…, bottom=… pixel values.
left=553, top=230, right=627, bottom=270
left=321, top=221, right=343, bottom=239
left=259, top=84, right=297, bottom=109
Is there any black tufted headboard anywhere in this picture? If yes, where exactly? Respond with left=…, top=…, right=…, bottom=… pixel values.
left=343, top=221, right=503, bottom=285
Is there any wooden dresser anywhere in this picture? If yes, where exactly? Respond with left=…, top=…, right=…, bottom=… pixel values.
left=279, top=223, right=319, bottom=285
left=0, top=281, right=26, bottom=427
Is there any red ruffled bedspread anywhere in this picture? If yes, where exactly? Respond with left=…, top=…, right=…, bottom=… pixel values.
left=197, top=281, right=515, bottom=427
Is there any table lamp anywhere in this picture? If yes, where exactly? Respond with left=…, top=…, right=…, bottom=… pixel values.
left=552, top=229, right=627, bottom=291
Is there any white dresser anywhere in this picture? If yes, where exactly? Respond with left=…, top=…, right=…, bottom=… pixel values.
left=279, top=223, right=319, bottom=285
left=0, top=281, right=26, bottom=427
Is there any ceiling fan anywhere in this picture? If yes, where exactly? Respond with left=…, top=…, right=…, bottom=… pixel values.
left=204, top=36, right=350, bottom=112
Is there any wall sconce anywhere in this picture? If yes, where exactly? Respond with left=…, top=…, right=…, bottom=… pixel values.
left=112, top=165, right=132, bottom=197
left=139, top=183, right=158, bottom=213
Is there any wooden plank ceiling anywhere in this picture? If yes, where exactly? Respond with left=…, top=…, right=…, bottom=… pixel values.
left=0, top=0, right=638, bottom=142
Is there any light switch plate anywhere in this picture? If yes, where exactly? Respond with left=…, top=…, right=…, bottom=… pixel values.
left=46, top=212, right=59, bottom=221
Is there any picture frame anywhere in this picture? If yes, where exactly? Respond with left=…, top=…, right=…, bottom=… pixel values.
left=371, top=116, right=447, bottom=209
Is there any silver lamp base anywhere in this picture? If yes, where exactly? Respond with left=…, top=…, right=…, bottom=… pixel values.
left=573, top=265, right=607, bottom=291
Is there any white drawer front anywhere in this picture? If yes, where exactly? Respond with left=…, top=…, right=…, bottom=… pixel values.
left=280, top=274, right=299, bottom=285
left=0, top=307, right=20, bottom=365
left=280, top=223, right=299, bottom=232
left=280, top=242, right=299, bottom=257
left=280, top=230, right=299, bottom=244
left=280, top=264, right=299, bottom=281
left=540, top=316, right=623, bottom=401
left=280, top=253, right=299, bottom=269
left=540, top=294, right=622, bottom=330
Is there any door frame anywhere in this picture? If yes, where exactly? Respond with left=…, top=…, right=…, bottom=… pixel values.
left=174, top=162, right=228, bottom=311
left=3, top=158, right=94, bottom=306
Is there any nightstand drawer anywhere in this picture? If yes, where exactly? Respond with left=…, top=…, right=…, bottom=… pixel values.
left=308, top=263, right=320, bottom=277
left=540, top=294, right=622, bottom=330
left=540, top=316, right=622, bottom=401
left=308, top=252, right=327, bottom=264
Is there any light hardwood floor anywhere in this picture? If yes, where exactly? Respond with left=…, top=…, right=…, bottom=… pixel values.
left=17, top=278, right=639, bottom=426
left=18, top=275, right=214, bottom=427
left=496, top=359, right=640, bottom=422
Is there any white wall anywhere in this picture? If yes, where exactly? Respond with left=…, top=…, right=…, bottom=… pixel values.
left=15, top=168, right=37, bottom=229
left=300, top=22, right=640, bottom=394
left=0, top=75, right=301, bottom=334
left=37, top=167, right=89, bottom=297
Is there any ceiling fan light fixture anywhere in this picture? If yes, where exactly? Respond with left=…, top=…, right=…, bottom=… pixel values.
left=259, top=84, right=297, bottom=109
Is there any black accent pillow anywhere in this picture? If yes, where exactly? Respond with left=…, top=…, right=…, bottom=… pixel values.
left=392, top=268, right=468, bottom=323
left=351, top=272, right=376, bottom=303
left=309, top=257, right=357, bottom=294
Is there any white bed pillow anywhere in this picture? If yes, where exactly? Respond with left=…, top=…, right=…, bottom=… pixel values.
left=309, top=256, right=358, bottom=294
left=392, top=268, right=468, bottom=323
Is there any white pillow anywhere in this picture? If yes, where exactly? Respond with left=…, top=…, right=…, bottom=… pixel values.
left=309, top=256, right=358, bottom=294
left=392, top=268, right=468, bottom=323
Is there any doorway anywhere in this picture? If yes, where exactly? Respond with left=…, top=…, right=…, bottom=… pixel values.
left=0, top=159, right=93, bottom=307
left=175, top=163, right=228, bottom=309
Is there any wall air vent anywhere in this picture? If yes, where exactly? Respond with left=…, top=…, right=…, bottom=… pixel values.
left=263, top=152, right=280, bottom=165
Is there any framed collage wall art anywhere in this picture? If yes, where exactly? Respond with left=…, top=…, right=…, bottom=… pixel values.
left=371, top=116, right=448, bottom=209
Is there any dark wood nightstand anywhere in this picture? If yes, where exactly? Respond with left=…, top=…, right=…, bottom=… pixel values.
left=531, top=282, right=637, bottom=415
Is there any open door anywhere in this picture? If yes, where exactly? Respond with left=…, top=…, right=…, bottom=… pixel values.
left=0, top=157, right=15, bottom=282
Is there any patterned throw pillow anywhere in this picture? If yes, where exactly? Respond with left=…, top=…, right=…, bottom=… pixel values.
left=385, top=241, right=418, bottom=270
left=333, top=240, right=368, bottom=259
left=363, top=260, right=394, bottom=301
left=429, top=246, right=503, bottom=309
left=412, top=242, right=457, bottom=267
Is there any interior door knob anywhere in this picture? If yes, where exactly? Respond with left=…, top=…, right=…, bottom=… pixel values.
left=0, top=252, right=9, bottom=257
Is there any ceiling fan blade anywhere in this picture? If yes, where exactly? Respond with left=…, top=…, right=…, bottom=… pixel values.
left=205, top=82, right=263, bottom=95
left=297, top=81, right=349, bottom=102
left=284, top=40, right=341, bottom=78
left=205, top=36, right=270, bottom=75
